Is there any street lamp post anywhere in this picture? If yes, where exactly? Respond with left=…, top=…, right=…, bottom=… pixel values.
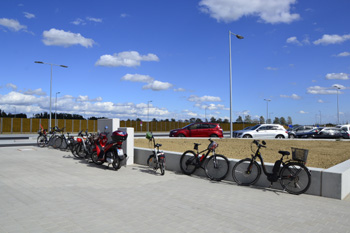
left=147, top=100, right=152, bottom=132
left=55, top=92, right=60, bottom=127
left=229, top=31, right=244, bottom=138
left=264, top=99, right=271, bottom=123
left=35, top=61, right=68, bottom=130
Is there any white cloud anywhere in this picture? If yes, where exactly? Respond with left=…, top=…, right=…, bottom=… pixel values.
left=120, top=13, right=129, bottom=18
left=313, top=34, right=350, bottom=45
left=332, top=84, right=346, bottom=89
left=199, top=0, right=300, bottom=24
left=286, top=36, right=301, bottom=45
left=72, top=18, right=85, bottom=25
left=188, top=95, right=221, bottom=103
left=95, top=51, right=159, bottom=67
left=76, top=95, right=102, bottom=102
left=0, top=18, right=27, bottom=31
left=318, top=99, right=324, bottom=103
left=121, top=74, right=154, bottom=83
left=299, top=110, right=308, bottom=114
left=21, top=88, right=46, bottom=96
left=325, top=73, right=349, bottom=80
left=265, top=66, right=278, bottom=71
left=142, top=80, right=173, bottom=91
left=174, top=88, right=186, bottom=92
left=23, top=12, right=35, bottom=19
left=336, top=52, right=350, bottom=57
left=6, top=83, right=17, bottom=90
left=280, top=94, right=301, bottom=100
left=86, top=17, right=102, bottom=23
left=42, top=28, right=95, bottom=48
left=307, top=85, right=344, bottom=95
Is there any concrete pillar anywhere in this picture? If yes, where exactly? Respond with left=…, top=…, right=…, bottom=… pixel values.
left=118, top=127, right=134, bottom=166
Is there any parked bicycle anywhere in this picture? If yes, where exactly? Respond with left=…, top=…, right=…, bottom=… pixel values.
left=37, top=126, right=57, bottom=147
left=180, top=139, right=229, bottom=181
left=232, top=140, right=311, bottom=195
left=146, top=132, right=165, bottom=175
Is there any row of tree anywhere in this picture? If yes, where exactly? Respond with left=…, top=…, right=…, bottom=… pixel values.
left=0, top=110, right=293, bottom=125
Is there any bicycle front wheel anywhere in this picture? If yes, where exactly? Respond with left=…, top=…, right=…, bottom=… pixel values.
left=232, top=158, right=261, bottom=185
left=147, top=155, right=157, bottom=170
left=280, top=162, right=311, bottom=195
left=179, top=150, right=197, bottom=175
left=37, top=135, right=46, bottom=147
left=205, top=154, right=229, bottom=181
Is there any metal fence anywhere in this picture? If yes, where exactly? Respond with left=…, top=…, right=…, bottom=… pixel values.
left=0, top=118, right=255, bottom=134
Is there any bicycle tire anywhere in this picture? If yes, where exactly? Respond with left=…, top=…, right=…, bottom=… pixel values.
left=179, top=150, right=197, bottom=175
left=280, top=162, right=311, bottom=195
left=53, top=137, right=62, bottom=149
left=37, top=135, right=46, bottom=147
left=205, top=154, right=229, bottom=181
left=147, top=155, right=157, bottom=170
left=159, top=158, right=165, bottom=176
left=76, top=143, right=86, bottom=158
left=112, top=153, right=121, bottom=170
left=232, top=158, right=261, bottom=185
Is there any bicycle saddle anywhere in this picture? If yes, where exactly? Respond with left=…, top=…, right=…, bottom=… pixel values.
left=156, top=143, right=162, bottom=147
left=278, top=151, right=290, bottom=156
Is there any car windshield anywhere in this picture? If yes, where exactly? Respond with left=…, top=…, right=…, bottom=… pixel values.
left=181, top=124, right=193, bottom=129
left=250, top=124, right=261, bottom=130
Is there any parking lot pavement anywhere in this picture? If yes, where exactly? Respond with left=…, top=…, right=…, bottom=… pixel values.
left=1, top=147, right=350, bottom=233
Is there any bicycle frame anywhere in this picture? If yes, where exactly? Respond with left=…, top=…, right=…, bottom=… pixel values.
left=249, top=146, right=285, bottom=177
left=192, top=144, right=216, bottom=169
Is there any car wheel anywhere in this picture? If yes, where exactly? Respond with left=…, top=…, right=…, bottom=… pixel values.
left=210, top=134, right=218, bottom=137
left=289, top=134, right=295, bottom=139
left=243, top=135, right=252, bottom=138
left=177, top=134, right=185, bottom=137
left=275, top=135, right=285, bottom=139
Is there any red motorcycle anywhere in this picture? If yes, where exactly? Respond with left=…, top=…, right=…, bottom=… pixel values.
left=91, top=129, right=128, bottom=170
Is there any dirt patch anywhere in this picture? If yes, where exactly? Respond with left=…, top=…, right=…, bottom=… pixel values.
left=134, top=138, right=350, bottom=169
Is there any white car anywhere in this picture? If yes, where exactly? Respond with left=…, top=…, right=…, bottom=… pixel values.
left=233, top=124, right=288, bottom=139
left=336, top=125, right=350, bottom=134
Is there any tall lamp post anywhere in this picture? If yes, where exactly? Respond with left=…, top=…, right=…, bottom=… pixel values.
left=35, top=61, right=68, bottom=130
left=55, top=92, right=60, bottom=127
left=229, top=31, right=244, bottom=138
left=264, top=99, right=271, bottom=123
left=334, top=85, right=341, bottom=124
left=147, top=100, right=152, bottom=132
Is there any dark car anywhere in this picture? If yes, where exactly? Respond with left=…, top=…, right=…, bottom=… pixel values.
left=169, top=122, right=223, bottom=138
left=288, top=125, right=316, bottom=138
left=297, top=127, right=349, bottom=139
left=312, top=127, right=349, bottom=139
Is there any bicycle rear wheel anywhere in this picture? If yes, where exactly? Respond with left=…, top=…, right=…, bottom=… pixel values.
left=280, top=162, right=311, bottom=195
left=53, top=137, right=62, bottom=149
left=159, top=158, right=165, bottom=176
left=205, top=154, right=229, bottom=181
left=179, top=150, right=197, bottom=175
left=232, top=158, right=261, bottom=185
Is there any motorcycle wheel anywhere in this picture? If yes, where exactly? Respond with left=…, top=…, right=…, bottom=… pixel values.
left=112, top=153, right=121, bottom=170
left=91, top=151, right=103, bottom=165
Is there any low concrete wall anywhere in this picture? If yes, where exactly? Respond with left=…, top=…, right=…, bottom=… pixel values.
left=134, top=147, right=350, bottom=200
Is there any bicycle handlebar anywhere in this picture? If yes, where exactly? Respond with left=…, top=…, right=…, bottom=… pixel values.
left=253, top=140, right=266, bottom=148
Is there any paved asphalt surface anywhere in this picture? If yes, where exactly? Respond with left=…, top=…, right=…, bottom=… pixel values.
left=0, top=144, right=350, bottom=233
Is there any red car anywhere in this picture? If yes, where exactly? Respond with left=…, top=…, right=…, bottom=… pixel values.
left=169, top=123, right=223, bottom=138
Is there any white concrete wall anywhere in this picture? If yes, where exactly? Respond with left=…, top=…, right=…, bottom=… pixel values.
left=322, top=159, right=350, bottom=199
left=97, top=119, right=120, bottom=140
left=134, top=147, right=350, bottom=199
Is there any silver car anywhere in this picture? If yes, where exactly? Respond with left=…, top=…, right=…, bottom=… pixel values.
left=233, top=124, right=288, bottom=139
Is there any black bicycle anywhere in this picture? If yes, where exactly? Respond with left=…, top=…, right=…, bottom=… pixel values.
left=180, top=139, right=229, bottom=181
left=232, top=140, right=311, bottom=195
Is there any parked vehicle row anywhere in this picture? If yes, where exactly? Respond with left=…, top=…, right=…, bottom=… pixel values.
left=168, top=122, right=350, bottom=140
left=37, top=126, right=129, bottom=170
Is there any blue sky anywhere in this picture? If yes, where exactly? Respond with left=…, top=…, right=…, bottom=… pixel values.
left=0, top=0, right=349, bottom=125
